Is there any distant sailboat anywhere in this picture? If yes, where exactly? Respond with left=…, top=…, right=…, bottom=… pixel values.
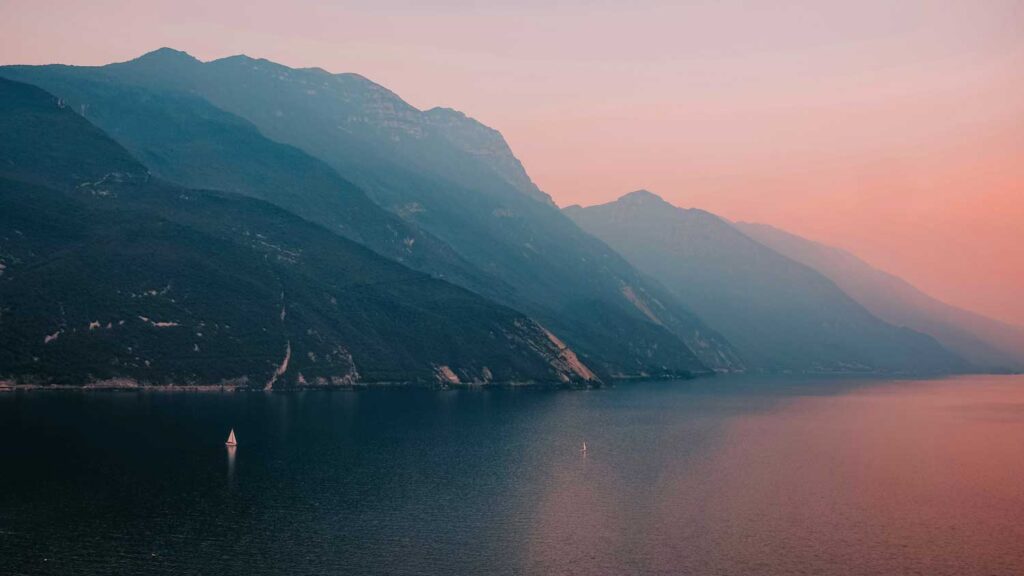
left=225, top=429, right=238, bottom=446
left=581, top=441, right=587, bottom=454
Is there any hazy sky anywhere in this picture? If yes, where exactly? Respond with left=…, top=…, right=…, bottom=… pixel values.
left=2, top=0, right=1022, bottom=325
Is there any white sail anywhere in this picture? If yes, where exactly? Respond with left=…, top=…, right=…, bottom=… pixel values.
left=226, top=429, right=237, bottom=446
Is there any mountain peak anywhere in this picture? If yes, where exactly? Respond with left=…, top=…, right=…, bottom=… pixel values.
left=618, top=189, right=670, bottom=206
left=133, top=47, right=200, bottom=65
left=425, top=106, right=463, bottom=116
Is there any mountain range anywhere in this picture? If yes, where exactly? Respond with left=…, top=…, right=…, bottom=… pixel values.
left=1, top=48, right=1019, bottom=387
left=0, top=77, right=596, bottom=387
left=565, top=191, right=966, bottom=374
left=737, top=222, right=1024, bottom=372
left=2, top=48, right=741, bottom=380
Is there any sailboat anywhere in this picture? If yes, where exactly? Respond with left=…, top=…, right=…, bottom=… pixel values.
left=581, top=441, right=587, bottom=454
left=225, top=429, right=238, bottom=446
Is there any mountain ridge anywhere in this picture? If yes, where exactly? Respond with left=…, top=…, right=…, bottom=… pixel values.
left=0, top=63, right=501, bottom=296
left=0, top=47, right=743, bottom=377
left=566, top=190, right=967, bottom=374
left=737, top=221, right=1024, bottom=372
left=0, top=76, right=600, bottom=388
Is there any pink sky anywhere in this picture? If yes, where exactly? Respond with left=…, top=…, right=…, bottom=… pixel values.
left=2, top=0, right=1022, bottom=325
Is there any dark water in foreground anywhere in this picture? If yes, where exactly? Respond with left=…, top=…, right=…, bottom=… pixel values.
left=2, top=375, right=1023, bottom=575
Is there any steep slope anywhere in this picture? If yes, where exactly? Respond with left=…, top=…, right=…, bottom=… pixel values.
left=0, top=77, right=598, bottom=388
left=420, top=106, right=555, bottom=206
left=0, top=63, right=495, bottom=296
left=565, top=191, right=966, bottom=374
left=2, top=47, right=740, bottom=377
left=737, top=222, right=1024, bottom=372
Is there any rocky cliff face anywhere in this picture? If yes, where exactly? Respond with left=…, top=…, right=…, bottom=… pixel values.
left=422, top=107, right=554, bottom=205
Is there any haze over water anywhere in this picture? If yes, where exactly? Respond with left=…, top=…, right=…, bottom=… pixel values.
left=2, top=375, right=1023, bottom=575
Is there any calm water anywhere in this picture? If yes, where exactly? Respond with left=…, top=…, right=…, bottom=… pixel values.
left=2, top=375, right=1023, bottom=575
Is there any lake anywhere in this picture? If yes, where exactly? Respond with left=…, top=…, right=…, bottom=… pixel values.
left=2, top=375, right=1023, bottom=575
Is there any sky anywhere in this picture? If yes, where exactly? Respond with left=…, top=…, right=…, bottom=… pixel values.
left=2, top=0, right=1022, bottom=325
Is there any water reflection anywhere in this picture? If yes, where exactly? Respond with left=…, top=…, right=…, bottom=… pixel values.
left=1, top=376, right=1022, bottom=575
left=519, top=376, right=1024, bottom=575
left=226, top=444, right=236, bottom=484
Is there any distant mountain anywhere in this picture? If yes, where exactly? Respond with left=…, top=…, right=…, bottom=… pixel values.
left=565, top=191, right=967, bottom=374
left=737, top=222, right=1024, bottom=372
left=0, top=77, right=599, bottom=388
left=0, top=48, right=742, bottom=377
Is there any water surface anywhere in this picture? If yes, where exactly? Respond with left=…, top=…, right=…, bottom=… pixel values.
left=2, top=375, right=1023, bottom=575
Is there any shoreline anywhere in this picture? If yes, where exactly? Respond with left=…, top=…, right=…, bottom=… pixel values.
left=0, top=380, right=600, bottom=393
left=2, top=370, right=1016, bottom=394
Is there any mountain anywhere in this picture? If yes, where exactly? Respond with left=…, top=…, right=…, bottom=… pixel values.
left=0, top=62, right=496, bottom=296
left=1, top=48, right=742, bottom=377
left=0, top=77, right=598, bottom=388
left=421, top=106, right=555, bottom=206
left=565, top=191, right=967, bottom=374
left=736, top=222, right=1024, bottom=372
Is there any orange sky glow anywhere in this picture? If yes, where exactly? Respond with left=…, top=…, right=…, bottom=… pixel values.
left=2, top=0, right=1022, bottom=325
